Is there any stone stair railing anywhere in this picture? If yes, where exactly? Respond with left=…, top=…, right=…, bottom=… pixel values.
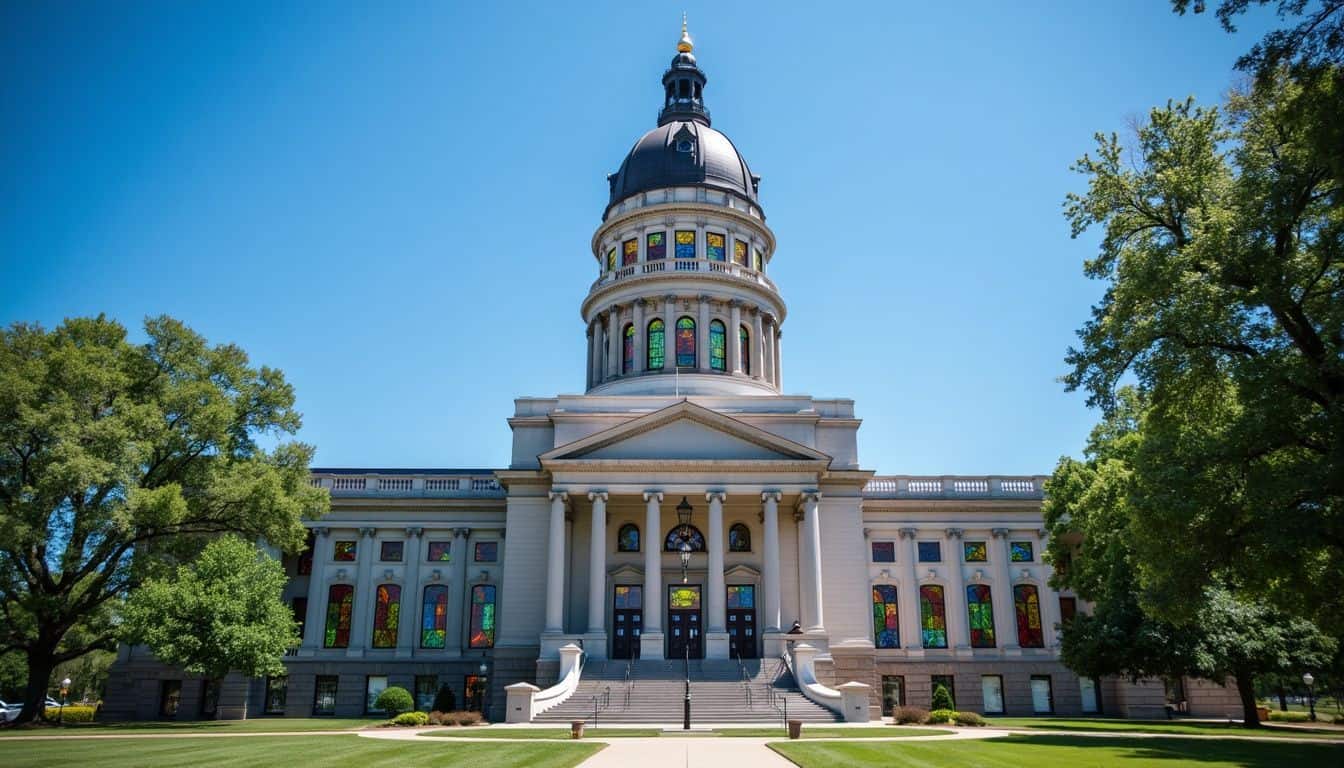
left=504, top=643, right=584, bottom=723
left=784, top=643, right=871, bottom=722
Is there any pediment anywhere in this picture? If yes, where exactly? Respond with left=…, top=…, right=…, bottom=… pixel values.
left=540, top=401, right=830, bottom=468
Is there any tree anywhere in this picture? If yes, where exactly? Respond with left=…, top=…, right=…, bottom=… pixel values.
left=120, top=536, right=299, bottom=688
left=431, top=683, right=456, bottom=713
left=1172, top=1, right=1344, bottom=80
left=930, top=683, right=954, bottom=711
left=0, top=316, right=328, bottom=723
left=375, top=686, right=414, bottom=718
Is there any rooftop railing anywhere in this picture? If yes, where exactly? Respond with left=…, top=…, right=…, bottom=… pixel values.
left=589, top=257, right=778, bottom=294
left=863, top=476, right=1046, bottom=500
left=310, top=472, right=505, bottom=498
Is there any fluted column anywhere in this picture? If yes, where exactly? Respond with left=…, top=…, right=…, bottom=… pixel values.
left=587, top=492, right=608, bottom=633
left=1036, top=528, right=1061, bottom=649
left=763, top=318, right=776, bottom=387
left=588, top=321, right=601, bottom=387
left=898, top=528, right=922, bottom=650
left=348, top=526, right=377, bottom=656
left=696, top=294, right=710, bottom=372
left=632, top=300, right=645, bottom=373
left=992, top=528, right=1018, bottom=650
left=799, top=492, right=824, bottom=632
left=751, top=309, right=765, bottom=380
left=662, top=296, right=676, bottom=372
left=642, top=491, right=664, bottom=658
left=729, top=300, right=743, bottom=374
left=761, top=492, right=782, bottom=632
left=545, top=492, right=568, bottom=633
left=706, top=491, right=727, bottom=634
left=943, top=528, right=971, bottom=652
left=606, top=306, right=620, bottom=378
left=446, top=527, right=471, bottom=654
left=301, top=527, right=332, bottom=652
left=396, top=527, right=423, bottom=656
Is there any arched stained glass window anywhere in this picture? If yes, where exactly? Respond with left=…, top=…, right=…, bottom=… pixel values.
left=675, top=317, right=696, bottom=368
left=324, top=584, right=354, bottom=648
left=919, top=585, right=948, bottom=649
left=873, top=584, right=899, bottom=648
left=728, top=523, right=751, bottom=552
left=647, top=319, right=665, bottom=370
left=622, top=324, right=635, bottom=374
left=739, top=326, right=750, bottom=375
left=664, top=525, right=706, bottom=552
left=469, top=585, right=496, bottom=649
left=967, top=584, right=996, bottom=648
left=617, top=523, right=640, bottom=552
left=371, top=584, right=401, bottom=648
left=709, top=320, right=726, bottom=371
left=1014, top=584, right=1044, bottom=648
left=421, top=585, right=449, bottom=649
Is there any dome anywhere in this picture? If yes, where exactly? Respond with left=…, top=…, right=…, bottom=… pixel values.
left=607, top=120, right=759, bottom=212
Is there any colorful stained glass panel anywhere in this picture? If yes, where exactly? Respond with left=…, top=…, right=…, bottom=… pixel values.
left=469, top=585, right=496, bottom=648
left=964, top=541, right=988, bottom=562
left=873, top=584, right=899, bottom=648
left=733, top=239, right=747, bottom=265
left=675, top=317, right=696, bottom=367
left=622, top=238, right=638, bottom=266
left=665, top=525, right=705, bottom=552
left=427, top=541, right=451, bottom=562
left=669, top=586, right=701, bottom=609
left=752, top=248, right=763, bottom=271
left=371, top=584, right=400, bottom=648
left=647, top=319, right=665, bottom=370
left=728, top=523, right=751, bottom=552
left=675, top=230, right=696, bottom=259
left=646, top=231, right=666, bottom=260
left=474, top=541, right=498, bottom=562
left=614, top=585, right=643, bottom=609
left=709, top=320, right=726, bottom=371
left=727, top=585, right=754, bottom=609
left=706, top=232, right=726, bottom=261
left=421, top=585, right=449, bottom=648
left=917, top=541, right=941, bottom=562
left=871, top=541, right=895, bottom=562
left=967, top=584, right=996, bottom=648
left=739, top=326, right=750, bottom=375
left=606, top=248, right=616, bottom=272
left=1014, top=585, right=1044, bottom=648
left=617, top=523, right=640, bottom=552
left=623, top=324, right=635, bottom=373
left=380, top=541, right=403, bottom=562
left=919, top=584, right=948, bottom=648
left=1011, top=542, right=1033, bottom=562
left=333, top=540, right=356, bottom=561
left=324, top=584, right=354, bottom=648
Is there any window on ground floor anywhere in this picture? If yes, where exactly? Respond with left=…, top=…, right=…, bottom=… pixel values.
left=313, top=675, right=338, bottom=716
left=366, top=675, right=389, bottom=714
left=881, top=675, right=904, bottom=716
left=465, top=675, right=488, bottom=712
left=981, top=675, right=1005, bottom=714
left=1030, top=675, right=1054, bottom=714
left=264, top=676, right=287, bottom=715
left=158, top=680, right=181, bottom=718
left=415, top=675, right=438, bottom=712
left=1080, top=676, right=1100, bottom=714
left=931, top=674, right=955, bottom=709
left=199, top=678, right=220, bottom=719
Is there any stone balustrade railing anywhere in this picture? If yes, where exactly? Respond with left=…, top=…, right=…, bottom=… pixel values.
left=588, top=257, right=779, bottom=294
left=309, top=471, right=505, bottom=498
left=863, top=475, right=1047, bottom=500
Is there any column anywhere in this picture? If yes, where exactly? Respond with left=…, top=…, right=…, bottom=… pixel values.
left=751, top=309, right=765, bottom=380
left=795, top=509, right=808, bottom=628
left=706, top=491, right=728, bottom=658
left=761, top=492, right=782, bottom=633
left=662, top=296, right=676, bottom=371
left=898, top=528, right=922, bottom=651
left=396, top=527, right=423, bottom=657
left=301, top=527, right=332, bottom=652
left=606, top=306, right=620, bottom=378
left=800, top=492, right=824, bottom=632
left=632, top=300, right=645, bottom=373
left=762, top=318, right=776, bottom=387
left=588, top=321, right=600, bottom=387
left=446, top=527, right=471, bottom=655
left=348, top=526, right=376, bottom=656
left=1036, top=528, right=1061, bottom=649
left=545, top=492, right=568, bottom=633
left=642, top=491, right=664, bottom=658
left=696, top=294, right=710, bottom=372
left=773, top=329, right=782, bottom=390
left=729, top=300, right=743, bottom=374
left=991, top=528, right=1018, bottom=650
left=587, top=492, right=608, bottom=634
left=943, top=528, right=971, bottom=652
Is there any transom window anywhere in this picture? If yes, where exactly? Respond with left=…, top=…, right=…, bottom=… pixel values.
left=963, top=541, right=988, bottom=562
left=917, top=541, right=941, bottom=562
left=1010, top=541, right=1034, bottom=561
left=665, top=525, right=706, bottom=552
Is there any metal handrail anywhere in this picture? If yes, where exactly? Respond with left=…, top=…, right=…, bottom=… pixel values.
left=767, top=686, right=788, bottom=731
left=591, top=686, right=610, bottom=728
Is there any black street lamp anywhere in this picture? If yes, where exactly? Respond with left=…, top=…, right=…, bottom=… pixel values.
left=675, top=496, right=694, bottom=583
left=1302, top=672, right=1316, bottom=722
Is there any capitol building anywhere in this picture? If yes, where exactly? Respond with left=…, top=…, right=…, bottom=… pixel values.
left=106, top=24, right=1238, bottom=724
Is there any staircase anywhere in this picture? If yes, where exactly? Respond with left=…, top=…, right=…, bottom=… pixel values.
left=533, top=657, right=841, bottom=725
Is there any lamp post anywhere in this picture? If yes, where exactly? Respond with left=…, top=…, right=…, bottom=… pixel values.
left=1302, top=672, right=1316, bottom=722
left=58, top=677, right=70, bottom=725
left=674, top=496, right=693, bottom=729
left=478, top=660, right=489, bottom=714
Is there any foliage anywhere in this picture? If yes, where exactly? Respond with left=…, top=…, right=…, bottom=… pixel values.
left=891, top=706, right=928, bottom=725
left=391, top=710, right=430, bottom=726
left=1269, top=709, right=1313, bottom=721
left=930, top=683, right=954, bottom=711
left=0, top=315, right=328, bottom=722
left=43, top=704, right=97, bottom=723
left=954, top=711, right=986, bottom=726
left=924, top=708, right=957, bottom=725
left=1172, top=1, right=1344, bottom=80
left=431, top=683, right=456, bottom=713
left=428, top=710, right=484, bottom=726
left=375, top=686, right=414, bottom=718
left=53, top=649, right=114, bottom=703
left=119, top=536, right=299, bottom=679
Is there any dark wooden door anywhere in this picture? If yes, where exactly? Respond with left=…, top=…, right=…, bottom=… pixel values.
left=726, top=585, right=757, bottom=659
left=667, top=585, right=702, bottom=659
left=611, top=585, right=642, bottom=659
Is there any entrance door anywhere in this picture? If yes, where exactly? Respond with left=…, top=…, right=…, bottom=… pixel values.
left=667, top=585, right=702, bottom=659
left=612, top=585, right=643, bottom=659
left=726, top=585, right=757, bottom=659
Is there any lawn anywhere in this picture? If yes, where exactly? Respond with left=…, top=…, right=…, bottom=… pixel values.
left=0, top=734, right=603, bottom=768
left=424, top=726, right=948, bottom=739
left=0, top=717, right=375, bottom=737
left=425, top=727, right=664, bottom=739
left=770, top=734, right=1344, bottom=768
left=986, top=717, right=1344, bottom=739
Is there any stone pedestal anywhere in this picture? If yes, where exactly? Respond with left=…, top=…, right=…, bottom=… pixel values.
left=504, top=682, right=539, bottom=724
left=581, top=632, right=608, bottom=660
left=705, top=631, right=730, bottom=660
left=639, top=631, right=665, bottom=660
left=837, top=681, right=872, bottom=722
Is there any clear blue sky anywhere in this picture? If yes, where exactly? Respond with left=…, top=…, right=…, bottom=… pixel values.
left=1, top=2, right=1277, bottom=474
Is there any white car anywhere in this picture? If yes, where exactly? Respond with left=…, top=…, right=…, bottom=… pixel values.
left=0, top=700, right=19, bottom=723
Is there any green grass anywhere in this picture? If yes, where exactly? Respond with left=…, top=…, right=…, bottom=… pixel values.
left=986, top=716, right=1344, bottom=739
left=0, top=734, right=603, bottom=768
left=423, top=726, right=947, bottom=739
left=0, top=717, right=376, bottom=737
left=716, top=727, right=948, bottom=738
left=770, top=734, right=1344, bottom=767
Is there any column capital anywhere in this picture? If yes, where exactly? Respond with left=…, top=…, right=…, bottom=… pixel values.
left=548, top=490, right=569, bottom=503
left=404, top=527, right=424, bottom=539
left=761, top=490, right=782, bottom=503
left=359, top=527, right=377, bottom=539
left=452, top=527, right=472, bottom=539
left=1036, top=527, right=1049, bottom=540
left=705, top=490, right=727, bottom=503
left=588, top=490, right=609, bottom=502
left=729, top=298, right=744, bottom=308
left=642, top=490, right=664, bottom=503
left=796, top=490, right=822, bottom=509
left=313, top=526, right=331, bottom=538
left=899, top=527, right=919, bottom=540
left=944, top=527, right=964, bottom=539
left=992, top=527, right=1011, bottom=539
left=697, top=293, right=712, bottom=303
left=608, top=303, right=621, bottom=315
left=664, top=293, right=677, bottom=303
left=634, top=297, right=646, bottom=308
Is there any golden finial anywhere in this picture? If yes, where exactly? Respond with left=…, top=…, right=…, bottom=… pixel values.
left=677, top=13, right=693, bottom=53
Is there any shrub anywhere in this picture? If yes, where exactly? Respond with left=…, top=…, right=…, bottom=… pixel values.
left=924, top=708, right=958, bottom=725
left=453, top=710, right=483, bottom=726
left=930, top=683, right=954, bottom=711
left=427, top=710, right=448, bottom=725
left=43, top=705, right=97, bottom=723
left=426, top=710, right=483, bottom=726
left=1267, top=710, right=1310, bottom=722
left=375, top=686, right=414, bottom=718
left=891, top=706, right=929, bottom=725
left=392, top=711, right=430, bottom=726
left=954, top=711, right=986, bottom=727
left=431, top=684, right=456, bottom=714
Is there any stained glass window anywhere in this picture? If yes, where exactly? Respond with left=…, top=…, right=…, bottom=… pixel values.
left=474, top=541, right=498, bottom=562
left=873, top=584, right=899, bottom=649
left=380, top=541, right=403, bottom=562
left=733, top=239, right=747, bottom=265
left=333, top=540, right=356, bottom=561
left=675, top=317, right=696, bottom=367
left=967, top=584, right=996, bottom=648
left=871, top=541, right=895, bottom=562
left=917, top=541, right=941, bottom=562
left=664, top=525, right=706, bottom=552
left=623, top=323, right=635, bottom=374
left=297, top=531, right=314, bottom=575
left=647, top=319, right=665, bottom=370
left=421, top=585, right=449, bottom=648
left=324, top=584, right=354, bottom=648
left=622, top=238, right=638, bottom=266
left=606, top=247, right=616, bottom=272
left=1014, top=584, right=1045, bottom=648
left=371, top=584, right=401, bottom=648
left=728, top=523, right=751, bottom=552
left=739, top=326, right=750, bottom=375
left=727, top=585, right=754, bottom=609
left=427, top=541, right=451, bottom=562
left=669, top=586, right=701, bottom=609
left=706, top=232, right=726, bottom=261
left=469, top=585, right=496, bottom=648
left=919, top=585, right=948, bottom=648
left=675, top=230, right=696, bottom=259
left=709, top=320, right=726, bottom=371
left=963, top=541, right=987, bottom=562
left=646, top=231, right=666, bottom=260
left=617, top=523, right=640, bottom=552
left=752, top=248, right=763, bottom=271
left=1011, top=541, right=1033, bottom=562
left=614, top=585, right=642, bottom=608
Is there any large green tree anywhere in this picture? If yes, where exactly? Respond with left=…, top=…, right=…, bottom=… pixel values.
left=0, top=316, right=327, bottom=723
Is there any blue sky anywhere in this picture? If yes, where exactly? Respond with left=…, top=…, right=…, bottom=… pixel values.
left=1, top=2, right=1276, bottom=474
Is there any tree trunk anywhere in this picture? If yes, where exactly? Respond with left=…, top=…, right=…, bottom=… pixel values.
left=15, top=651, right=56, bottom=725
left=1276, top=684, right=1287, bottom=711
left=1236, top=672, right=1260, bottom=728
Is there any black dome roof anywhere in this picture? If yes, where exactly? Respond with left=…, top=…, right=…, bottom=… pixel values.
left=607, top=120, right=759, bottom=212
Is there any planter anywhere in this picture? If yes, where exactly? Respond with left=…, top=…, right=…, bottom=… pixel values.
left=787, top=719, right=803, bottom=740
left=571, top=720, right=585, bottom=739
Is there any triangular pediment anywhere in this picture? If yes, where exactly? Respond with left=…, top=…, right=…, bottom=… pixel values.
left=540, top=401, right=830, bottom=467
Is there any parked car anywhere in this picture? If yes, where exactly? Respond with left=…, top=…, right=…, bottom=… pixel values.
left=0, top=700, right=20, bottom=723
left=44, top=697, right=61, bottom=709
